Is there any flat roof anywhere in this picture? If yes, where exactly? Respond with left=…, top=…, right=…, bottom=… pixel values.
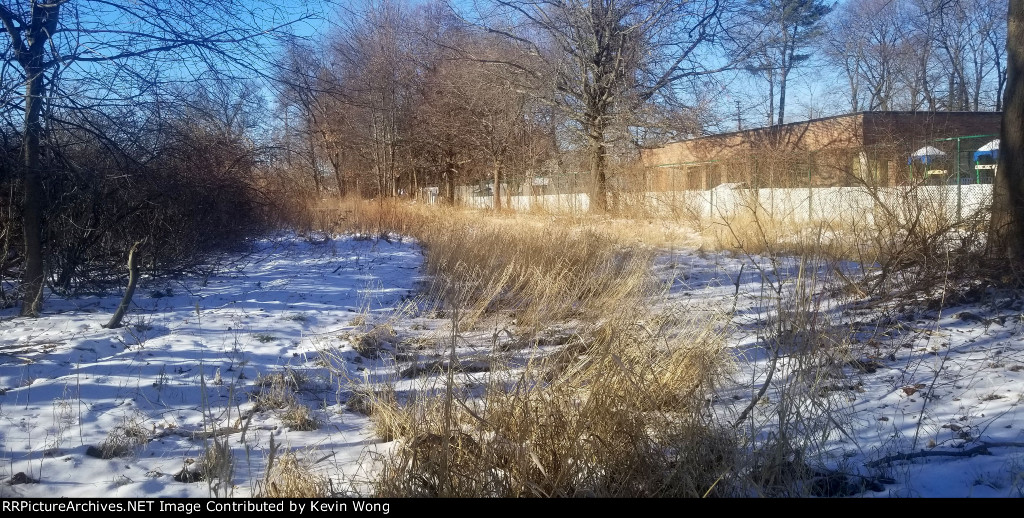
left=646, top=110, right=1002, bottom=149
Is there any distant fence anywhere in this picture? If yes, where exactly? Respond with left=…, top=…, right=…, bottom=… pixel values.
left=452, top=184, right=992, bottom=226
left=436, top=133, right=998, bottom=225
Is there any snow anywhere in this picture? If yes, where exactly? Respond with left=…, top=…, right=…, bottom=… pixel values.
left=0, top=234, right=424, bottom=497
left=911, top=145, right=947, bottom=158
left=659, top=248, right=1024, bottom=497
left=1, top=233, right=1022, bottom=497
left=978, top=139, right=1000, bottom=152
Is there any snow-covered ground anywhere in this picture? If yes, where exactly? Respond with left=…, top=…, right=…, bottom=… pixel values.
left=659, top=248, right=1024, bottom=497
left=0, top=234, right=424, bottom=497
left=1, top=233, right=1022, bottom=497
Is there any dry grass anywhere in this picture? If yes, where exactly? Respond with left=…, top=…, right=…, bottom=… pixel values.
left=687, top=180, right=989, bottom=301
left=279, top=404, right=321, bottom=432
left=251, top=369, right=320, bottom=431
left=369, top=305, right=735, bottom=497
left=255, top=450, right=332, bottom=498
left=352, top=324, right=397, bottom=359
left=200, top=435, right=234, bottom=494
left=363, top=385, right=408, bottom=443
left=292, top=198, right=744, bottom=496
left=92, top=414, right=150, bottom=459
left=293, top=192, right=964, bottom=497
left=308, top=198, right=664, bottom=332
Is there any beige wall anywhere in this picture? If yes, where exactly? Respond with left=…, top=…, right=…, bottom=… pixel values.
left=642, top=112, right=1001, bottom=189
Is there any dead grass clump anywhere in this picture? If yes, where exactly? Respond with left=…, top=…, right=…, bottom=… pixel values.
left=353, top=324, right=397, bottom=359
left=399, top=358, right=491, bottom=379
left=280, top=404, right=320, bottom=431
left=252, top=369, right=306, bottom=410
left=344, top=389, right=375, bottom=416
left=363, top=385, right=409, bottom=442
left=256, top=451, right=332, bottom=498
left=251, top=369, right=320, bottom=431
left=90, top=414, right=149, bottom=459
left=199, top=436, right=234, bottom=495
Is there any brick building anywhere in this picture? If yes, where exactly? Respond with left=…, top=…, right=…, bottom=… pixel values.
left=640, top=111, right=1002, bottom=190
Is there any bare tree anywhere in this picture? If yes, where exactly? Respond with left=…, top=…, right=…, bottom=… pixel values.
left=931, top=0, right=973, bottom=110
left=900, top=0, right=942, bottom=110
left=480, top=0, right=729, bottom=213
left=822, top=0, right=1006, bottom=114
left=741, top=0, right=832, bottom=126
left=405, top=5, right=551, bottom=210
left=0, top=0, right=313, bottom=316
left=405, top=6, right=476, bottom=203
left=449, top=37, right=538, bottom=211
left=822, top=6, right=866, bottom=113
left=328, top=0, right=420, bottom=198
left=826, top=0, right=910, bottom=112
left=920, top=0, right=1005, bottom=112
left=276, top=40, right=348, bottom=196
left=982, top=0, right=1009, bottom=111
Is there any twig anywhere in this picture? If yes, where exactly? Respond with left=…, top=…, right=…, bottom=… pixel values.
left=911, top=248, right=952, bottom=452
left=730, top=263, right=745, bottom=315
left=866, top=442, right=1024, bottom=468
left=732, top=345, right=779, bottom=429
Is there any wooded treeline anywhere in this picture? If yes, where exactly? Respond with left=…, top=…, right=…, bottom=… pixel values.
left=276, top=0, right=1010, bottom=201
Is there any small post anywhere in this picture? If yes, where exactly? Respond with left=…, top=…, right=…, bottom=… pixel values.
left=808, top=153, right=813, bottom=222
left=709, top=180, right=715, bottom=219
left=956, top=137, right=962, bottom=222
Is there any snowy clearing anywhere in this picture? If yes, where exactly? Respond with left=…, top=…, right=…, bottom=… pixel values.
left=1, top=233, right=1023, bottom=497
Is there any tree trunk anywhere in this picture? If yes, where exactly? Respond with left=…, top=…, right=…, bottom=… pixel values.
left=948, top=73, right=956, bottom=111
left=331, top=152, right=345, bottom=197
left=17, top=1, right=61, bottom=317
left=777, top=71, right=787, bottom=126
left=995, top=36, right=1008, bottom=112
left=989, top=1, right=1024, bottom=261
left=411, top=167, right=417, bottom=199
left=492, top=162, right=501, bottom=211
left=20, top=64, right=45, bottom=317
left=589, top=132, right=607, bottom=213
left=444, top=160, right=456, bottom=206
left=778, top=40, right=795, bottom=126
left=307, top=123, right=321, bottom=195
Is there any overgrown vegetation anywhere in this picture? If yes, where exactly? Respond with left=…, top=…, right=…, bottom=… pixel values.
left=370, top=308, right=735, bottom=497
left=91, top=414, right=150, bottom=460
left=0, top=107, right=275, bottom=306
left=291, top=187, right=988, bottom=497
left=255, top=450, right=333, bottom=498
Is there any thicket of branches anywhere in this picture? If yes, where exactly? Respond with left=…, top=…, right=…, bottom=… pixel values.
left=273, top=1, right=561, bottom=205
left=824, top=0, right=1007, bottom=114
left=0, top=82, right=274, bottom=306
left=0, top=0, right=315, bottom=314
